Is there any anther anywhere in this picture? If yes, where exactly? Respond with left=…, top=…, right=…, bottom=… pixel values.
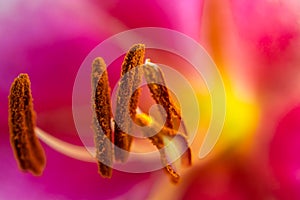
left=143, top=60, right=191, bottom=167
left=114, top=44, right=145, bottom=162
left=8, top=73, right=46, bottom=176
left=92, top=58, right=113, bottom=178
left=143, top=60, right=186, bottom=134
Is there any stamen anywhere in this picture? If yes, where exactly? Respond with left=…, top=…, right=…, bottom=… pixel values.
left=34, top=112, right=189, bottom=182
left=129, top=45, right=145, bottom=118
left=7, top=45, right=192, bottom=184
left=135, top=113, right=191, bottom=179
left=134, top=113, right=178, bottom=181
left=35, top=127, right=94, bottom=162
left=162, top=155, right=180, bottom=183
left=143, top=60, right=191, bottom=167
left=146, top=127, right=180, bottom=183
left=114, top=44, right=145, bottom=162
left=143, top=60, right=187, bottom=135
left=92, top=58, right=113, bottom=178
left=8, top=74, right=46, bottom=176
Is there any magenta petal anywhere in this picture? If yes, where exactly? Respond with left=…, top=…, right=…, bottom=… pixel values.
left=0, top=138, right=153, bottom=199
left=105, top=0, right=203, bottom=40
left=269, top=105, right=300, bottom=199
left=180, top=155, right=273, bottom=200
left=0, top=1, right=109, bottom=131
left=230, top=0, right=299, bottom=59
left=228, top=0, right=300, bottom=108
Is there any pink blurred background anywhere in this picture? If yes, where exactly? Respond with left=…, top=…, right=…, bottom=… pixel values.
left=1, top=0, right=300, bottom=199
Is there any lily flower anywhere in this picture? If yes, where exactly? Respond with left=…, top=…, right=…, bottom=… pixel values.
left=2, top=0, right=300, bottom=199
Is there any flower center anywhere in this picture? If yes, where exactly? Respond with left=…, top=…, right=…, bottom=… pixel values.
left=8, top=44, right=191, bottom=183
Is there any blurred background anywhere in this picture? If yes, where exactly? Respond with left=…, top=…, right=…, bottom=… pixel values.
left=0, top=0, right=300, bottom=199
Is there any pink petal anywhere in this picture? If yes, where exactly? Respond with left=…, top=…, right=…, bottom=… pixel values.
left=269, top=105, right=300, bottom=199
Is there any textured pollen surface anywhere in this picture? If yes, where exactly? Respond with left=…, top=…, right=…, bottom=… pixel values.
left=8, top=73, right=46, bottom=176
left=114, top=44, right=145, bottom=162
left=92, top=58, right=113, bottom=178
left=143, top=64, right=184, bottom=133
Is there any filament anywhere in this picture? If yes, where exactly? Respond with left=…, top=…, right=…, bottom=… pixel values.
left=35, top=127, right=95, bottom=163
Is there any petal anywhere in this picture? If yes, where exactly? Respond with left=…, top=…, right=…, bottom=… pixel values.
left=269, top=105, right=300, bottom=199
